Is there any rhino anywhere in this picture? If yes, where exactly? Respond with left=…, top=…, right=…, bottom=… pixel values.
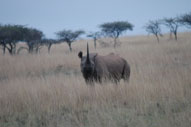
left=78, top=44, right=130, bottom=84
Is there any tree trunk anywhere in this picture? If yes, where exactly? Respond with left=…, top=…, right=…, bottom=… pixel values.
left=28, top=46, right=34, bottom=54
left=7, top=48, right=13, bottom=55
left=1, top=43, right=6, bottom=55
left=174, top=29, right=177, bottom=41
left=1, top=42, right=17, bottom=55
left=12, top=43, right=16, bottom=54
left=48, top=43, right=52, bottom=54
left=68, top=42, right=72, bottom=52
left=7, top=43, right=14, bottom=55
left=94, top=38, right=96, bottom=49
left=3, top=46, right=6, bottom=55
left=114, top=37, right=118, bottom=48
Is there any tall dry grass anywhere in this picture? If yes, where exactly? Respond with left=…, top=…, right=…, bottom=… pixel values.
left=0, top=33, right=191, bottom=127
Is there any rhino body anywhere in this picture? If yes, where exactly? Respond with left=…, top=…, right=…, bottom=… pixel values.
left=78, top=44, right=130, bottom=84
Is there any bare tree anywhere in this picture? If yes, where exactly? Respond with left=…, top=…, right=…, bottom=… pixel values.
left=161, top=17, right=180, bottom=40
left=56, top=30, right=85, bottom=52
left=144, top=20, right=162, bottom=42
left=99, top=21, right=133, bottom=48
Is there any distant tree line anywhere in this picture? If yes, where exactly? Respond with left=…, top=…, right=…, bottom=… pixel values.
left=0, top=12, right=191, bottom=55
left=0, top=25, right=51, bottom=55
left=0, top=25, right=83, bottom=55
left=144, top=12, right=191, bottom=42
left=0, top=21, right=133, bottom=55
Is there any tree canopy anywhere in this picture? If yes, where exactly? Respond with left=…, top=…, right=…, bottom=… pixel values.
left=99, top=21, right=133, bottom=48
left=0, top=24, right=45, bottom=54
left=0, top=24, right=27, bottom=54
left=179, top=12, right=191, bottom=28
left=56, top=30, right=85, bottom=51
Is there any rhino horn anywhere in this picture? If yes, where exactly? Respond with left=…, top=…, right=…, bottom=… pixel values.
left=86, top=43, right=90, bottom=64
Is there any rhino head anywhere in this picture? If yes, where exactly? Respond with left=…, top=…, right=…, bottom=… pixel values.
left=78, top=43, right=96, bottom=80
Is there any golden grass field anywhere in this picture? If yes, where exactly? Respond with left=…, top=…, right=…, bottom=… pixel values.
left=0, top=33, right=191, bottom=127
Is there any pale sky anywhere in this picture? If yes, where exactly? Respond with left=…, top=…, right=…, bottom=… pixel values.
left=1, top=0, right=191, bottom=38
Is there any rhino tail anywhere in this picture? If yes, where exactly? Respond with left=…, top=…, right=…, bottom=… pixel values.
left=122, top=60, right=130, bottom=82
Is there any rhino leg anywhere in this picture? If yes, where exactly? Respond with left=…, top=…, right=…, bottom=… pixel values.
left=122, top=61, right=130, bottom=82
left=95, top=77, right=102, bottom=83
left=85, top=76, right=102, bottom=85
left=85, top=78, right=94, bottom=85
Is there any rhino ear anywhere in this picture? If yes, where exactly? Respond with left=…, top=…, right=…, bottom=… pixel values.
left=78, top=51, right=83, bottom=59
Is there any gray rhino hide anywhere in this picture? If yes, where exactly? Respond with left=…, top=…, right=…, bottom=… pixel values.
left=80, top=52, right=130, bottom=84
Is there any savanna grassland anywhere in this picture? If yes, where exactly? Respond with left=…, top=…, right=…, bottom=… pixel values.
left=0, top=33, right=191, bottom=127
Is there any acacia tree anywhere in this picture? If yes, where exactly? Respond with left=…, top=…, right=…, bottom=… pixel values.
left=144, top=20, right=162, bottom=42
left=24, top=28, right=44, bottom=54
left=161, top=17, right=180, bottom=40
left=40, top=38, right=58, bottom=54
left=0, top=24, right=26, bottom=55
left=87, top=32, right=101, bottom=49
left=16, top=27, right=44, bottom=54
left=179, top=12, right=191, bottom=28
left=99, top=21, right=133, bottom=48
left=56, top=30, right=85, bottom=52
